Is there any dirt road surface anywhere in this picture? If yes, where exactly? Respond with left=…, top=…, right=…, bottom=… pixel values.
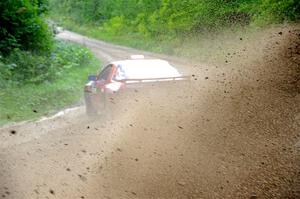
left=0, top=25, right=299, bottom=199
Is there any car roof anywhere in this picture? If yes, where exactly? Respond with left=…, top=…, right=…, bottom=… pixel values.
left=111, top=59, right=181, bottom=79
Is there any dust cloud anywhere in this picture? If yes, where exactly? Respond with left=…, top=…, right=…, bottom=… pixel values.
left=0, top=24, right=299, bottom=198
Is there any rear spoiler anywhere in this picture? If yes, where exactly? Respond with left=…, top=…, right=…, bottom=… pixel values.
left=118, top=76, right=190, bottom=84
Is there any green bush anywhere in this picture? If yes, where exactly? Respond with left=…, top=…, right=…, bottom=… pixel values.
left=0, top=42, right=99, bottom=126
left=5, top=49, right=53, bottom=83
left=0, top=0, right=53, bottom=54
left=103, top=16, right=127, bottom=35
left=239, top=0, right=300, bottom=26
left=0, top=40, right=93, bottom=87
left=51, top=40, right=93, bottom=71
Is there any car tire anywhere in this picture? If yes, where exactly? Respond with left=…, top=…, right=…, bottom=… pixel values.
left=84, top=92, right=97, bottom=117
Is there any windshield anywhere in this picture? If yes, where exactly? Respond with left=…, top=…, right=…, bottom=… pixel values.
left=98, top=65, right=112, bottom=81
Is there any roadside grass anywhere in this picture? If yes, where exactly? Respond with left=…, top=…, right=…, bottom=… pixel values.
left=0, top=42, right=100, bottom=126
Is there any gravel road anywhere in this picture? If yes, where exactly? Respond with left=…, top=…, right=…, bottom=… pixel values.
left=0, top=26, right=299, bottom=199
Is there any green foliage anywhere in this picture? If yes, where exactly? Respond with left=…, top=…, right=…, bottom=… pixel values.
left=0, top=0, right=101, bottom=125
left=4, top=50, right=53, bottom=84
left=103, top=16, right=127, bottom=35
left=0, top=0, right=53, bottom=54
left=245, top=0, right=300, bottom=25
left=0, top=40, right=93, bottom=87
left=0, top=41, right=99, bottom=126
left=50, top=0, right=300, bottom=39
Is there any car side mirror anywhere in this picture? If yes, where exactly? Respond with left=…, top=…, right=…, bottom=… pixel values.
left=88, top=75, right=97, bottom=81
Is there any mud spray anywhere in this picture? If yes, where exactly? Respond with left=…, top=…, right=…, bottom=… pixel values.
left=0, top=24, right=299, bottom=198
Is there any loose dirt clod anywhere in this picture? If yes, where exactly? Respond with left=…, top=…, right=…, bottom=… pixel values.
left=49, top=189, right=55, bottom=195
left=177, top=181, right=186, bottom=186
left=78, top=174, right=87, bottom=182
left=131, top=191, right=137, bottom=195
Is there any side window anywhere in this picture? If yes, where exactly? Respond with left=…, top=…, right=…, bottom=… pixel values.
left=113, top=65, right=127, bottom=80
left=98, top=65, right=112, bottom=81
